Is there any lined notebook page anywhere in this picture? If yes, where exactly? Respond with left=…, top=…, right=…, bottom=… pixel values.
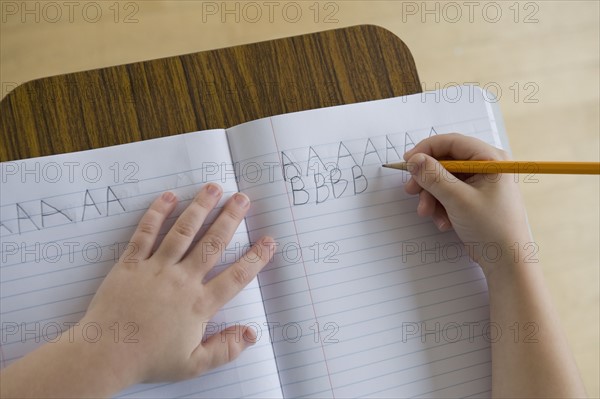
left=227, top=87, right=501, bottom=398
left=0, top=130, right=282, bottom=399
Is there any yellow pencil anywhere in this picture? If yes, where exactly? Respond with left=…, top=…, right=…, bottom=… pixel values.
left=382, top=161, right=600, bottom=175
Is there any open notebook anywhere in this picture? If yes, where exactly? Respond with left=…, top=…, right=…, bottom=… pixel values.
left=1, top=86, right=509, bottom=398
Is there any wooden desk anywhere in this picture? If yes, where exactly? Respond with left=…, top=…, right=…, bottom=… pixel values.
left=0, top=25, right=421, bottom=161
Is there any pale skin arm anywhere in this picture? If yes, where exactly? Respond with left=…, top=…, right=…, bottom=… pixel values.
left=0, top=183, right=276, bottom=398
left=404, top=133, right=587, bottom=398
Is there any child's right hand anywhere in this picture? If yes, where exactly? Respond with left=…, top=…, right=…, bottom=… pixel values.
left=403, top=133, right=533, bottom=276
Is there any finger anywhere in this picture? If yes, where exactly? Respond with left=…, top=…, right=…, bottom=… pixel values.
left=192, top=325, right=256, bottom=374
left=403, top=133, right=507, bottom=162
left=404, top=177, right=423, bottom=195
left=184, top=192, right=250, bottom=275
left=417, top=190, right=436, bottom=217
left=432, top=201, right=453, bottom=232
left=205, top=237, right=276, bottom=313
left=154, top=183, right=223, bottom=263
left=407, top=153, right=473, bottom=209
left=126, top=192, right=178, bottom=261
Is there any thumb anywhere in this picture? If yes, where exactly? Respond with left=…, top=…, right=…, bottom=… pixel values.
left=196, top=325, right=257, bottom=372
left=406, top=153, right=471, bottom=208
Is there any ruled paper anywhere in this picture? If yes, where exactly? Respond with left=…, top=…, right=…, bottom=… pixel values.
left=2, top=86, right=507, bottom=398
left=227, top=87, right=503, bottom=398
left=0, top=130, right=282, bottom=398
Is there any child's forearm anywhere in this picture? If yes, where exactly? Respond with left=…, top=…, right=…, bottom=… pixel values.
left=485, top=260, right=586, bottom=398
left=0, top=321, right=136, bottom=398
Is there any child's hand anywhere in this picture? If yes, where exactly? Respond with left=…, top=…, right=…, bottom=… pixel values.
left=80, top=184, right=276, bottom=385
left=404, top=133, right=532, bottom=274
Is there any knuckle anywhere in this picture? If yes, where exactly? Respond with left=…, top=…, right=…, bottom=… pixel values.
left=193, top=194, right=214, bottom=211
left=231, top=264, right=251, bottom=287
left=138, top=221, right=156, bottom=235
left=146, top=207, right=163, bottom=218
left=170, top=274, right=187, bottom=290
left=174, top=221, right=197, bottom=239
left=222, top=207, right=242, bottom=221
left=205, top=233, right=227, bottom=253
left=137, top=209, right=163, bottom=234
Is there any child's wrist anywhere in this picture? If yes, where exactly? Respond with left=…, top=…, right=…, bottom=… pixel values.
left=476, top=235, right=538, bottom=276
left=480, top=249, right=541, bottom=287
left=65, top=316, right=143, bottom=393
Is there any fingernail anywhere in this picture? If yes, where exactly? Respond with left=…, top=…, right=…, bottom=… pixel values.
left=234, top=193, right=250, bottom=208
left=243, top=327, right=257, bottom=346
left=161, top=192, right=176, bottom=203
left=205, top=183, right=221, bottom=197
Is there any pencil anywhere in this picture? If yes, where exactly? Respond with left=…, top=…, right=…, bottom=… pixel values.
left=382, top=161, right=600, bottom=175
